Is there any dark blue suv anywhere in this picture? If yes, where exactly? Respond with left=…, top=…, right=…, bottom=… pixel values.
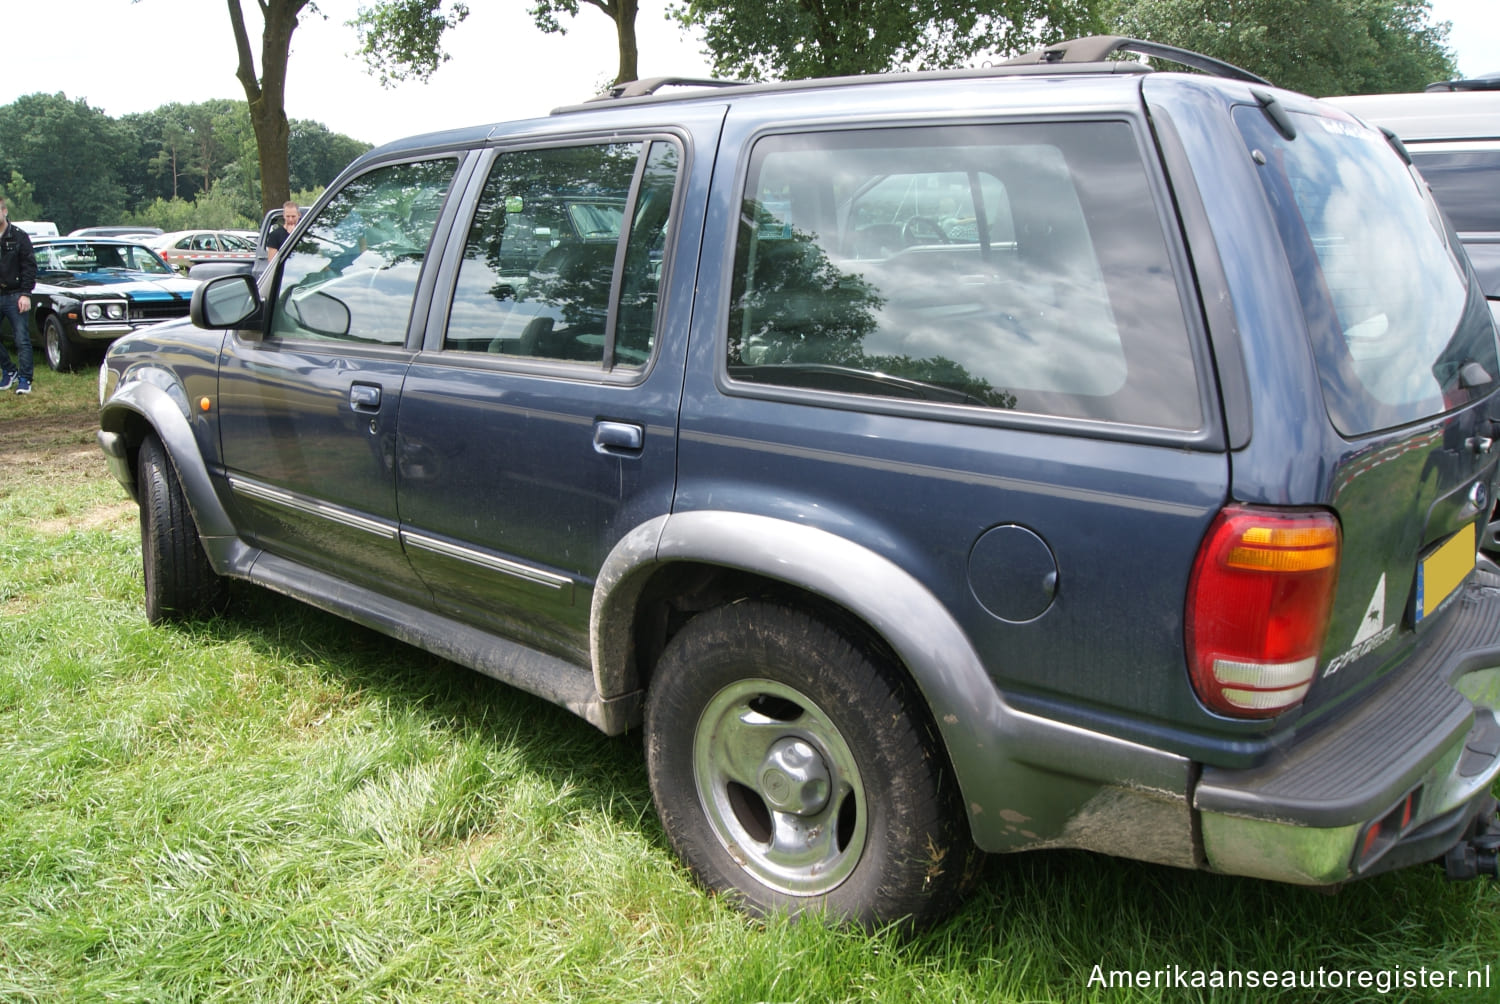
left=98, top=37, right=1500, bottom=928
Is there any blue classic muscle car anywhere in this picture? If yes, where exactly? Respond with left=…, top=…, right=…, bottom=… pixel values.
left=29, top=238, right=199, bottom=371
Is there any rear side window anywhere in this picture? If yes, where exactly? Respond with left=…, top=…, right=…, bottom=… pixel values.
left=1237, top=109, right=1499, bottom=436
left=724, top=122, right=1203, bottom=430
left=444, top=140, right=680, bottom=370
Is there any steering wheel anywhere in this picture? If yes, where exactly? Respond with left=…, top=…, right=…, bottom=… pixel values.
left=901, top=215, right=949, bottom=246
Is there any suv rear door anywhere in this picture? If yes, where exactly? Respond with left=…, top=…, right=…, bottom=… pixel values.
left=675, top=82, right=1233, bottom=746
left=393, top=108, right=722, bottom=662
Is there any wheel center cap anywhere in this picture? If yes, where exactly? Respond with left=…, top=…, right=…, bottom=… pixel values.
left=758, top=738, right=831, bottom=815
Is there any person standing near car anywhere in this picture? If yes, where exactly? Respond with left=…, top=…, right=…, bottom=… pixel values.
left=265, top=201, right=301, bottom=259
left=0, top=196, right=37, bottom=395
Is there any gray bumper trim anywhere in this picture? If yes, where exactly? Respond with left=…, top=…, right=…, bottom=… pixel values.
left=1196, top=578, right=1500, bottom=827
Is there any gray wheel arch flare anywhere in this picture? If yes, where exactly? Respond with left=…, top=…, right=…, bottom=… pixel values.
left=590, top=509, right=1192, bottom=851
left=99, top=375, right=249, bottom=574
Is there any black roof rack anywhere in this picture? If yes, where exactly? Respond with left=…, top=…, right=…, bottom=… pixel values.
left=999, top=35, right=1271, bottom=86
left=567, top=35, right=1269, bottom=112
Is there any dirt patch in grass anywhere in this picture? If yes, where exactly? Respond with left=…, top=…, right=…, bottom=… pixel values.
left=0, top=408, right=111, bottom=487
left=0, top=403, right=132, bottom=536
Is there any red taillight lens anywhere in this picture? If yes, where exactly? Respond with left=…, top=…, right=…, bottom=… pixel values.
left=1186, top=506, right=1341, bottom=718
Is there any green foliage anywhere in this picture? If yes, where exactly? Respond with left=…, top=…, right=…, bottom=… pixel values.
left=349, top=0, right=471, bottom=86
left=289, top=120, right=371, bottom=192
left=124, top=196, right=250, bottom=234
left=0, top=94, right=368, bottom=234
left=0, top=93, right=134, bottom=232
left=353, top=0, right=641, bottom=89
left=1108, top=0, right=1457, bottom=95
left=0, top=171, right=45, bottom=222
left=672, top=0, right=1104, bottom=80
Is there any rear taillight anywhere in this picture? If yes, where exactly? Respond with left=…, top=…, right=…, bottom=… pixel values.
left=1186, top=506, right=1341, bottom=718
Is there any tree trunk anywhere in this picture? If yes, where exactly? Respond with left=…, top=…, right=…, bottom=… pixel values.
left=227, top=0, right=309, bottom=218
left=614, top=0, right=639, bottom=85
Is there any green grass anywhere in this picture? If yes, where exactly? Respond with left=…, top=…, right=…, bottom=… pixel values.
left=1, top=370, right=1497, bottom=1002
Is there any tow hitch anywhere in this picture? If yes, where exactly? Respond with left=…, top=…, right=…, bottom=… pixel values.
left=1443, top=809, right=1500, bottom=880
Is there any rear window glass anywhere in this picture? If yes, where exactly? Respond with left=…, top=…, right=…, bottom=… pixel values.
left=1237, top=108, right=1499, bottom=436
left=723, top=122, right=1203, bottom=430
left=1409, top=148, right=1500, bottom=233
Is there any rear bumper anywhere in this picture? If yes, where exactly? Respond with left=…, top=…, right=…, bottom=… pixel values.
left=1196, top=572, right=1500, bottom=884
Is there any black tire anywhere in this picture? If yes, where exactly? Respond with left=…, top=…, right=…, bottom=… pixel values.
left=42, top=314, right=77, bottom=373
left=137, top=434, right=225, bottom=624
left=644, top=601, right=978, bottom=929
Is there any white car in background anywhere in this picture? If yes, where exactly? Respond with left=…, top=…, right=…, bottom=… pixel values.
left=1325, top=84, right=1500, bottom=309
left=148, top=230, right=258, bottom=273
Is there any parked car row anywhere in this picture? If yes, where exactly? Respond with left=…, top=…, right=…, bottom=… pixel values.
left=26, top=237, right=198, bottom=371
left=2, top=222, right=297, bottom=373
left=147, top=230, right=257, bottom=272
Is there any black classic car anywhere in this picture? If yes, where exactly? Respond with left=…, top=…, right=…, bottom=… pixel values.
left=30, top=238, right=199, bottom=371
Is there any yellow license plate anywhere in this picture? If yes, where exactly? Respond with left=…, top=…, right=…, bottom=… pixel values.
left=1417, top=522, right=1476, bottom=623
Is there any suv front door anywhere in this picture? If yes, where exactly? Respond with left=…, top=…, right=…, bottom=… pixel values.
left=217, top=157, right=462, bottom=603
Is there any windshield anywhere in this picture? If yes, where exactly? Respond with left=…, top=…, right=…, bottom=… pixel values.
left=35, top=241, right=175, bottom=275
left=1237, top=107, right=1499, bottom=435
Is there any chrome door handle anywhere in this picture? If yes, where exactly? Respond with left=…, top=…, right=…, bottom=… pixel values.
left=349, top=384, right=382, bottom=412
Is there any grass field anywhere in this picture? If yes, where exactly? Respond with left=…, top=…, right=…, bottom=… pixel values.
left=1, top=369, right=1497, bottom=1002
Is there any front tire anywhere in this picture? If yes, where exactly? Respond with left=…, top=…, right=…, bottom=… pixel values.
left=137, top=434, right=225, bottom=623
left=43, top=314, right=77, bottom=373
left=644, top=601, right=977, bottom=929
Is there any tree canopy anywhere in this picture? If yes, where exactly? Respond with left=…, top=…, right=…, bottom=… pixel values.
left=671, top=0, right=1103, bottom=80
left=351, top=0, right=642, bottom=89
left=1107, top=0, right=1457, bottom=96
left=0, top=94, right=368, bottom=233
left=0, top=94, right=134, bottom=233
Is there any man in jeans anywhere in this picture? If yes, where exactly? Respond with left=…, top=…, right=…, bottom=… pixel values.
left=0, top=197, right=37, bottom=395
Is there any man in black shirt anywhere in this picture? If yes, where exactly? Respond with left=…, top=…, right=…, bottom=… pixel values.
left=266, top=201, right=302, bottom=258
left=0, top=197, right=37, bottom=395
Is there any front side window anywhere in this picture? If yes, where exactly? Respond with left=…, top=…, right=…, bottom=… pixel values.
left=1238, top=109, right=1497, bottom=435
left=270, top=158, right=457, bottom=346
left=444, top=139, right=680, bottom=369
left=724, top=122, right=1202, bottom=429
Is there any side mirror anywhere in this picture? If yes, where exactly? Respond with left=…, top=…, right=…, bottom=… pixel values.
left=191, top=274, right=262, bottom=329
left=286, top=289, right=352, bottom=338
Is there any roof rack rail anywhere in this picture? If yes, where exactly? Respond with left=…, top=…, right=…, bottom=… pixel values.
left=1000, top=35, right=1271, bottom=87
left=589, top=76, right=749, bottom=102
left=1425, top=73, right=1500, bottom=93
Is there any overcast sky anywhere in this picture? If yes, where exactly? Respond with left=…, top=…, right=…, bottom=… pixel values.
left=3, top=0, right=1496, bottom=148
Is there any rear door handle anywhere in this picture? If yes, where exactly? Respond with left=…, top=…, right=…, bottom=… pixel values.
left=594, top=420, right=644, bottom=454
left=349, top=383, right=382, bottom=413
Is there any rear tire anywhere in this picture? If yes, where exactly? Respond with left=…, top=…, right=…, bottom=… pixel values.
left=138, top=434, right=225, bottom=623
left=644, top=601, right=977, bottom=929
